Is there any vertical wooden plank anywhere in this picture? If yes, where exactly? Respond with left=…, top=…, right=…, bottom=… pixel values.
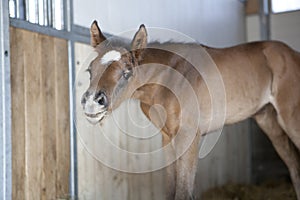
left=54, top=37, right=70, bottom=198
left=40, top=34, right=57, bottom=200
left=246, top=0, right=259, bottom=15
left=75, top=42, right=98, bottom=200
left=11, top=28, right=70, bottom=200
left=10, top=27, right=26, bottom=200
left=23, top=29, right=43, bottom=200
left=77, top=142, right=97, bottom=200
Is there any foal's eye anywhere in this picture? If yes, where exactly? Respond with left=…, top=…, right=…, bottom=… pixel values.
left=123, top=69, right=132, bottom=80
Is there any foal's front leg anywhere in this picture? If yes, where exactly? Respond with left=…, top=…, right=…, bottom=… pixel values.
left=174, top=132, right=201, bottom=200
left=162, top=132, right=176, bottom=200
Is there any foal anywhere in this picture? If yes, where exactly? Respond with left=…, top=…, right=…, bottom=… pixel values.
left=81, top=21, right=300, bottom=199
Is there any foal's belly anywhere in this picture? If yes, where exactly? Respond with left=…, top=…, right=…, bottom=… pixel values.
left=191, top=69, right=272, bottom=132
left=223, top=69, right=272, bottom=125
left=200, top=42, right=275, bottom=126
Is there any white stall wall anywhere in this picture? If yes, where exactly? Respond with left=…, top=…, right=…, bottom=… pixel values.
left=74, top=0, right=250, bottom=199
left=271, top=11, right=300, bottom=50
left=74, top=0, right=245, bottom=47
left=246, top=11, right=300, bottom=51
left=246, top=15, right=260, bottom=42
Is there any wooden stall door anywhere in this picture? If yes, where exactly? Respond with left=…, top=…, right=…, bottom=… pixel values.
left=10, top=27, right=70, bottom=200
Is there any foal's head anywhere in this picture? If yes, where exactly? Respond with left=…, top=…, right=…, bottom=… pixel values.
left=81, top=21, right=147, bottom=124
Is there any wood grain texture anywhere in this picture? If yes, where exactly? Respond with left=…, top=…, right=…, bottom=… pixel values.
left=54, top=37, right=70, bottom=198
left=246, top=0, right=259, bottom=15
left=10, top=26, right=26, bottom=200
left=10, top=27, right=70, bottom=200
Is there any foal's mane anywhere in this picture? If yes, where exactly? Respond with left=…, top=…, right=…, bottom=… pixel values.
left=95, top=34, right=206, bottom=53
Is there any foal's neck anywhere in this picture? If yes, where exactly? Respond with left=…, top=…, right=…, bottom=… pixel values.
left=132, top=46, right=196, bottom=106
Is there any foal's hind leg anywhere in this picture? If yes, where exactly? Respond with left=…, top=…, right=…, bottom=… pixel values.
left=254, top=104, right=300, bottom=199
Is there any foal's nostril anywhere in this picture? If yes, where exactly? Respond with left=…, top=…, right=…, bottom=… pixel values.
left=98, top=96, right=105, bottom=105
left=81, top=91, right=90, bottom=106
left=81, top=93, right=87, bottom=106
left=96, top=92, right=108, bottom=107
left=81, top=96, right=86, bottom=105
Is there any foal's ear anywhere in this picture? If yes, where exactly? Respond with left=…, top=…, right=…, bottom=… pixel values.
left=90, top=20, right=106, bottom=48
left=131, top=24, right=148, bottom=50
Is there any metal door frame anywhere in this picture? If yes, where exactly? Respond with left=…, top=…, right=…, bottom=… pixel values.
left=0, top=1, right=12, bottom=199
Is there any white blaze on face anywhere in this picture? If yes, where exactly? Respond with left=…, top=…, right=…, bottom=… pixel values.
left=100, top=50, right=121, bottom=65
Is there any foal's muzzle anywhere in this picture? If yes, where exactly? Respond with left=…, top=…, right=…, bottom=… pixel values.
left=81, top=91, right=108, bottom=124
